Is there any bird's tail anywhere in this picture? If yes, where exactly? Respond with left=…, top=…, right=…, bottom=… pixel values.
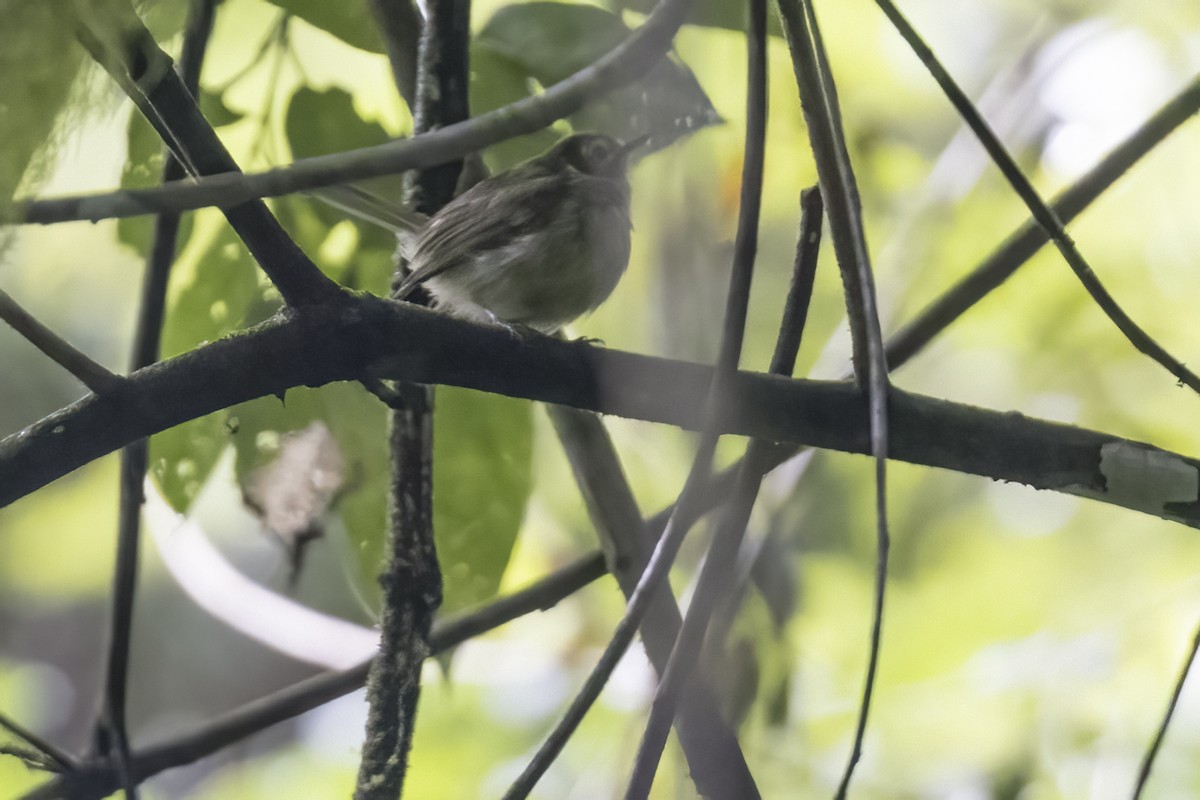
left=306, top=184, right=427, bottom=238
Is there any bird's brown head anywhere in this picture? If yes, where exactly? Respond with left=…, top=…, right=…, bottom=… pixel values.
left=554, top=133, right=649, bottom=180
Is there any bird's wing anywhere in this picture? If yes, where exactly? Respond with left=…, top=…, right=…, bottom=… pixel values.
left=306, top=184, right=427, bottom=236
left=393, top=167, right=571, bottom=299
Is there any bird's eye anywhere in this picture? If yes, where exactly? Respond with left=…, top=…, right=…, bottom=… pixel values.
left=585, top=140, right=612, bottom=166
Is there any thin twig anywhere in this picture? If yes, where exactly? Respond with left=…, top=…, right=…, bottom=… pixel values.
left=625, top=188, right=823, bottom=798
left=11, top=0, right=694, bottom=225
left=874, top=0, right=1200, bottom=396
left=25, top=552, right=607, bottom=800
left=93, top=3, right=219, bottom=798
left=884, top=74, right=1200, bottom=371
left=0, top=711, right=76, bottom=773
left=503, top=0, right=770, bottom=791
left=0, top=289, right=120, bottom=394
left=1132, top=618, right=1200, bottom=798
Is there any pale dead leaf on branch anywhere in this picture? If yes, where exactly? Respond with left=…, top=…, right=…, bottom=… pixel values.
left=242, top=421, right=348, bottom=582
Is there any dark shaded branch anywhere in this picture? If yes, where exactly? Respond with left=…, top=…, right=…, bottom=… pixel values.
left=355, top=1, right=469, bottom=795
left=626, top=187, right=823, bottom=798
left=874, top=0, right=1200, bottom=396
left=95, top=5, right=219, bottom=797
left=13, top=0, right=694, bottom=225
left=75, top=4, right=344, bottom=308
left=0, top=289, right=120, bottom=394
left=24, top=552, right=607, bottom=800
left=2, top=295, right=1200, bottom=527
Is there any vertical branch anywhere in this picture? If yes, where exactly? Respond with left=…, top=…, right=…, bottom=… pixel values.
left=775, top=2, right=891, bottom=796
left=547, top=406, right=759, bottom=798
left=625, top=188, right=822, bottom=799
left=354, top=1, right=468, bottom=797
left=504, top=0, right=770, bottom=790
left=93, top=3, right=218, bottom=798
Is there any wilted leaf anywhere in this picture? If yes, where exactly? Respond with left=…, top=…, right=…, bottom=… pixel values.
left=243, top=421, right=348, bottom=579
left=476, top=2, right=722, bottom=151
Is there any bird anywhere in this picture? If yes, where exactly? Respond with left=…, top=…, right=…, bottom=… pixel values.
left=313, top=132, right=646, bottom=334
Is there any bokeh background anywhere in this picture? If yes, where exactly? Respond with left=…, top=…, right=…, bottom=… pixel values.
left=2, top=0, right=1200, bottom=797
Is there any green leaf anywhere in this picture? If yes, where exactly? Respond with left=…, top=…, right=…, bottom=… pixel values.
left=199, top=89, right=245, bottom=128
left=476, top=2, right=722, bottom=151
left=284, top=87, right=403, bottom=250
left=262, top=0, right=386, bottom=53
left=431, top=388, right=533, bottom=613
left=468, top=46, right=564, bottom=170
left=0, top=2, right=85, bottom=212
left=148, top=225, right=265, bottom=510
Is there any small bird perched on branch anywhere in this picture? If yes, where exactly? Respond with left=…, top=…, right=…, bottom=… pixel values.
left=315, top=132, right=647, bottom=333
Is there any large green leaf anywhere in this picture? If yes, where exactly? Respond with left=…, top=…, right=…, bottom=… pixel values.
left=476, top=2, right=722, bottom=152
left=284, top=86, right=404, bottom=251
left=430, top=387, right=533, bottom=613
left=262, top=0, right=386, bottom=53
left=148, top=225, right=265, bottom=510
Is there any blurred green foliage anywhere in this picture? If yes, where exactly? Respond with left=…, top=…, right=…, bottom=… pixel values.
left=2, top=0, right=1200, bottom=798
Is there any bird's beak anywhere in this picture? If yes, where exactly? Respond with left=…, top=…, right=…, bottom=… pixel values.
left=619, top=134, right=652, bottom=156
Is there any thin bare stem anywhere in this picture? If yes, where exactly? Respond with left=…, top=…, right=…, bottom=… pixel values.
left=0, top=711, right=76, bottom=774
left=775, top=1, right=891, bottom=794
left=75, top=4, right=345, bottom=308
left=0, top=289, right=120, bottom=394
left=1132, top=619, right=1200, bottom=798
left=874, top=0, right=1200, bottom=396
left=623, top=1, right=772, bottom=794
